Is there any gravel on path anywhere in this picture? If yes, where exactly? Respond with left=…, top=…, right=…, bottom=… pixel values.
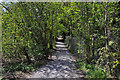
left=27, top=41, right=85, bottom=78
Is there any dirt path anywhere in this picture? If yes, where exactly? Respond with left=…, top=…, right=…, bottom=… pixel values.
left=27, top=40, right=86, bottom=78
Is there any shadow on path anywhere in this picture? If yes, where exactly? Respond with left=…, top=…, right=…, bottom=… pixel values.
left=27, top=40, right=86, bottom=78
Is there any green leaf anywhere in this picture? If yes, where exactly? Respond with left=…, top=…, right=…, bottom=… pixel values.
left=109, top=41, right=114, bottom=46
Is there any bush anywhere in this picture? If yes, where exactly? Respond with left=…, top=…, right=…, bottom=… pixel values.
left=76, top=59, right=106, bottom=78
left=87, top=67, right=106, bottom=78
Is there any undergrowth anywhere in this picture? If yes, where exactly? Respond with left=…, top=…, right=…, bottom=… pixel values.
left=76, top=59, right=106, bottom=79
left=3, top=62, right=35, bottom=73
left=3, top=59, right=48, bottom=75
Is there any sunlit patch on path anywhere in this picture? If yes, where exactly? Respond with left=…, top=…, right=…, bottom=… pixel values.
left=27, top=38, right=85, bottom=78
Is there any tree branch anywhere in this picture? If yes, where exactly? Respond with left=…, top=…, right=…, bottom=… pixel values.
left=0, top=3, right=12, bottom=14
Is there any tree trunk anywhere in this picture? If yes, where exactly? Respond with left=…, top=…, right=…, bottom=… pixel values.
left=92, top=36, right=95, bottom=58
left=23, top=47, right=31, bottom=63
left=50, top=11, right=54, bottom=49
left=104, top=2, right=108, bottom=50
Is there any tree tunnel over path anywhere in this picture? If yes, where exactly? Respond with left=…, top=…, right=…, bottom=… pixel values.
left=1, top=2, right=120, bottom=79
